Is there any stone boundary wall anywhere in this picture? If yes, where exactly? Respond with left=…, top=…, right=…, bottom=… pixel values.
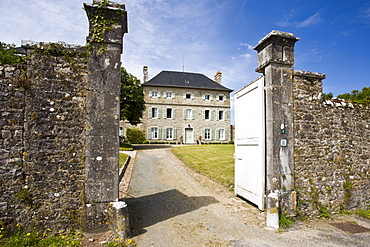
left=1, top=1, right=128, bottom=234
left=293, top=70, right=370, bottom=217
left=0, top=47, right=88, bottom=231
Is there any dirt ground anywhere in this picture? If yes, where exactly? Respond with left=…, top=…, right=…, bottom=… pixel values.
left=124, top=145, right=370, bottom=247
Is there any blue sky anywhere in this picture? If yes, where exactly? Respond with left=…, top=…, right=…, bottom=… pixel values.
left=1, top=0, right=369, bottom=97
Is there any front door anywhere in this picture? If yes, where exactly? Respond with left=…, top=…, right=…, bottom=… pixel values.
left=184, top=128, right=194, bottom=144
left=234, top=76, right=265, bottom=210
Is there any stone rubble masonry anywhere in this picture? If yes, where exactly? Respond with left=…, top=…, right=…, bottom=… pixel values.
left=252, top=30, right=370, bottom=219
left=0, top=48, right=88, bottom=232
left=292, top=70, right=370, bottom=217
left=0, top=0, right=128, bottom=235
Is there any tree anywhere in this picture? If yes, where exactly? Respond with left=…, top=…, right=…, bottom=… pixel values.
left=323, top=92, right=333, bottom=99
left=337, top=87, right=370, bottom=105
left=120, top=67, right=145, bottom=125
left=0, top=42, right=26, bottom=64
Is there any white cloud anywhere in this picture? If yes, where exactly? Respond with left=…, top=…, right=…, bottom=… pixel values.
left=296, top=12, right=323, bottom=28
left=0, top=0, right=87, bottom=45
left=276, top=10, right=323, bottom=28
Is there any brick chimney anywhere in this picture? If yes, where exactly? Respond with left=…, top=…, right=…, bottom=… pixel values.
left=143, top=65, right=148, bottom=83
left=214, top=70, right=222, bottom=84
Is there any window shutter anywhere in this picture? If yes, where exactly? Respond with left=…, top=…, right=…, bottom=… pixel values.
left=183, top=94, right=186, bottom=99
left=211, top=129, right=214, bottom=140
left=163, top=128, right=167, bottom=139
left=149, top=91, right=152, bottom=97
left=210, top=95, right=213, bottom=100
left=210, top=110, right=214, bottom=121
left=191, top=94, right=194, bottom=100
left=183, top=109, right=186, bottom=119
left=158, top=108, right=161, bottom=119
left=173, top=108, right=176, bottom=119
left=172, top=93, right=176, bottom=99
left=191, top=109, right=195, bottom=119
left=158, top=128, right=162, bottom=140
left=157, top=92, right=161, bottom=98
left=225, top=129, right=229, bottom=141
left=163, top=108, right=167, bottom=118
left=173, top=128, right=177, bottom=139
left=202, top=110, right=205, bottom=120
left=216, top=110, right=220, bottom=120
left=226, top=110, right=230, bottom=120
left=147, top=127, right=151, bottom=140
left=148, top=107, right=152, bottom=118
left=201, top=129, right=205, bottom=140
left=202, top=94, right=205, bottom=100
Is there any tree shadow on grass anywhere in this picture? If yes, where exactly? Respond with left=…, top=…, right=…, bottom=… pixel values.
left=126, top=189, right=218, bottom=237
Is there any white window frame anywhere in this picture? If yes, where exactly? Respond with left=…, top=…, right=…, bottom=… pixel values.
left=186, top=109, right=192, bottom=119
left=204, top=129, right=211, bottom=140
left=166, top=128, right=173, bottom=139
left=218, top=110, right=224, bottom=121
left=152, top=108, right=158, bottom=118
left=204, top=109, right=210, bottom=120
left=166, top=108, right=172, bottom=119
left=184, top=93, right=194, bottom=100
left=218, top=129, right=225, bottom=140
left=151, top=127, right=158, bottom=139
left=166, top=92, right=172, bottom=98
left=217, top=94, right=226, bottom=102
left=152, top=91, right=160, bottom=98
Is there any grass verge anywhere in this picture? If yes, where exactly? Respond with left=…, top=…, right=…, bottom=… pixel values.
left=119, top=153, right=129, bottom=168
left=0, top=225, right=80, bottom=247
left=341, top=206, right=370, bottom=220
left=119, top=144, right=133, bottom=151
left=172, top=145, right=234, bottom=188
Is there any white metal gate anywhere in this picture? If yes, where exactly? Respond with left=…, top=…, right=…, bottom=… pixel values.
left=234, top=76, right=265, bottom=210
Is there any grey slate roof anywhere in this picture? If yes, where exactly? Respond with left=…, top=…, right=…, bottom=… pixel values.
left=143, top=71, right=233, bottom=92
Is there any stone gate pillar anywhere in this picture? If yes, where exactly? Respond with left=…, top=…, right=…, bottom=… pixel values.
left=254, top=31, right=299, bottom=229
left=83, top=0, right=127, bottom=233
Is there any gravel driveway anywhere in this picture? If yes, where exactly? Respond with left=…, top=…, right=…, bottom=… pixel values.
left=126, top=145, right=370, bottom=247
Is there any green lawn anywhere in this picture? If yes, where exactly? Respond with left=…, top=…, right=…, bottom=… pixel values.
left=119, top=153, right=129, bottom=168
left=172, top=145, right=235, bottom=188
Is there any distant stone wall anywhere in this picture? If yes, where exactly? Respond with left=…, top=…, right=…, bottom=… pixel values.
left=0, top=46, right=88, bottom=231
left=293, top=70, right=370, bottom=217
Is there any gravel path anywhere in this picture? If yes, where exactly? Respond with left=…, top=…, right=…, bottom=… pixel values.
left=126, top=145, right=370, bottom=247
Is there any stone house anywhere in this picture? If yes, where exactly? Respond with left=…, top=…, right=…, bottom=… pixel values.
left=140, top=67, right=233, bottom=144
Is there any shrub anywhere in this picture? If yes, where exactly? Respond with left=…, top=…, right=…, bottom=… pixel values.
left=126, top=128, right=145, bottom=144
left=0, top=42, right=27, bottom=65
